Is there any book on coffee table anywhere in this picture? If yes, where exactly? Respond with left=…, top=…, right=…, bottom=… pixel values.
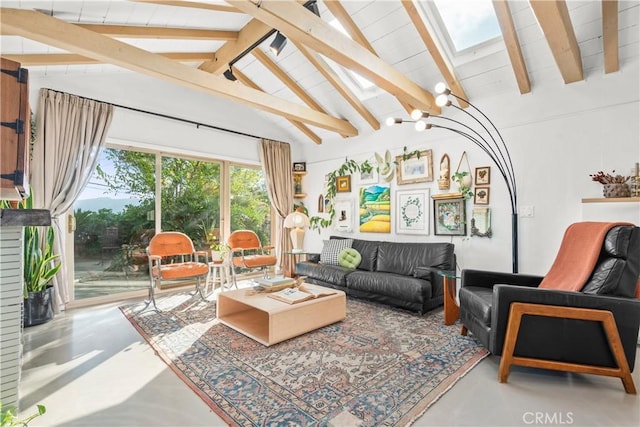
left=254, top=277, right=296, bottom=288
left=268, top=284, right=336, bottom=304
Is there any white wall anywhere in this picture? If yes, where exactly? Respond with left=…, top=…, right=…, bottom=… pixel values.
left=28, top=71, right=298, bottom=164
left=26, top=60, right=640, bottom=277
left=296, top=61, right=640, bottom=276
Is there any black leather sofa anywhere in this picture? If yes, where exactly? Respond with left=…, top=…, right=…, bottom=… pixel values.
left=458, top=224, right=640, bottom=389
left=294, top=237, right=455, bottom=314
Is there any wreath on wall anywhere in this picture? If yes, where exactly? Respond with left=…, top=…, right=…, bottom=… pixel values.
left=400, top=196, right=423, bottom=227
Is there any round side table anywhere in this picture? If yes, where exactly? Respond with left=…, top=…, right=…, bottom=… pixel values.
left=207, top=260, right=232, bottom=294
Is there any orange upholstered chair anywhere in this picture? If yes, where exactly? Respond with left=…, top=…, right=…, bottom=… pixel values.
left=228, top=230, right=276, bottom=286
left=144, top=232, right=209, bottom=311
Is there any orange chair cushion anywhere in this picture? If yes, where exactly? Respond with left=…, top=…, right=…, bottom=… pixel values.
left=233, top=255, right=277, bottom=269
left=148, top=232, right=196, bottom=257
left=153, top=262, right=209, bottom=280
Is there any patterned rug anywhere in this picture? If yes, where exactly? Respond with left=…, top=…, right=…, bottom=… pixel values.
left=120, top=293, right=488, bottom=426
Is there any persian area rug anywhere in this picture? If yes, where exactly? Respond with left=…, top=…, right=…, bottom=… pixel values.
left=120, top=293, right=488, bottom=426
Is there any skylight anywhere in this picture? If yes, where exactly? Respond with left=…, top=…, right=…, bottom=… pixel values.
left=328, top=18, right=376, bottom=90
left=433, top=0, right=501, bottom=52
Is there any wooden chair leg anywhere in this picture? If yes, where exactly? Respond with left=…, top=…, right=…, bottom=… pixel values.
left=498, top=302, right=636, bottom=394
left=461, top=325, right=468, bottom=336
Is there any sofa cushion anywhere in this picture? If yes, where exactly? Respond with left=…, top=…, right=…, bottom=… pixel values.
left=295, top=262, right=351, bottom=287
left=346, top=270, right=430, bottom=302
left=331, top=237, right=378, bottom=271
left=320, top=239, right=353, bottom=265
left=338, top=248, right=362, bottom=269
left=376, top=242, right=454, bottom=276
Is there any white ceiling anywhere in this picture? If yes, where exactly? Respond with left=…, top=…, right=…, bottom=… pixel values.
left=1, top=0, right=638, bottom=147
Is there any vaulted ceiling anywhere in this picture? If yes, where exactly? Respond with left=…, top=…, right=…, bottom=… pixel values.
left=1, top=1, right=637, bottom=146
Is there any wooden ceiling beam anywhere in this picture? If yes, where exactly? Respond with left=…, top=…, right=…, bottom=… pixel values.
left=324, top=0, right=414, bottom=115
left=2, top=52, right=213, bottom=66
left=197, top=0, right=308, bottom=75
left=251, top=48, right=348, bottom=138
left=529, top=0, right=583, bottom=84
left=132, top=0, right=242, bottom=14
left=602, top=0, right=619, bottom=74
left=492, top=0, right=531, bottom=94
left=227, top=0, right=440, bottom=114
left=401, top=0, right=468, bottom=108
left=234, top=69, right=322, bottom=145
left=295, top=41, right=379, bottom=131
left=0, top=8, right=358, bottom=136
left=198, top=18, right=272, bottom=74
left=76, top=24, right=238, bottom=40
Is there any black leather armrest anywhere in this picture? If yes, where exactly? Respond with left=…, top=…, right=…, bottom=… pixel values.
left=491, top=284, right=640, bottom=361
left=413, top=266, right=445, bottom=298
left=461, top=269, right=543, bottom=290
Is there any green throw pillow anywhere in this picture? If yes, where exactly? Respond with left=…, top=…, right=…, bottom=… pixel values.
left=338, top=248, right=362, bottom=269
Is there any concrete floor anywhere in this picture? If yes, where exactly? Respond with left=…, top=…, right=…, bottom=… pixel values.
left=19, top=291, right=640, bottom=427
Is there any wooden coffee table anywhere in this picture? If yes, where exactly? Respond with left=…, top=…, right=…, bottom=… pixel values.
left=217, top=285, right=346, bottom=346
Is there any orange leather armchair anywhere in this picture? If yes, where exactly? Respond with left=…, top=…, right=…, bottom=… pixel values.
left=144, top=231, right=209, bottom=311
left=228, top=230, right=277, bottom=286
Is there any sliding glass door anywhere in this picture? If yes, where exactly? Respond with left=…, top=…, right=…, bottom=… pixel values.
left=72, top=146, right=267, bottom=303
left=73, top=148, right=155, bottom=300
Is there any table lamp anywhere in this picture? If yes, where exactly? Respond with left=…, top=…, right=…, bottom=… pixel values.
left=284, top=210, right=310, bottom=252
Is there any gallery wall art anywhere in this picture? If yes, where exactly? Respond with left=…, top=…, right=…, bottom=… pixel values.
left=359, top=184, right=391, bottom=233
left=396, top=189, right=430, bottom=235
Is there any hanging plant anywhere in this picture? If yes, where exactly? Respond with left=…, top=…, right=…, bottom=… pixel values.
left=452, top=171, right=473, bottom=200
left=310, top=158, right=361, bottom=229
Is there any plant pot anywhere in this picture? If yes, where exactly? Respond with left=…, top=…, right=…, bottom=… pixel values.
left=23, top=286, right=54, bottom=327
left=602, top=183, right=630, bottom=198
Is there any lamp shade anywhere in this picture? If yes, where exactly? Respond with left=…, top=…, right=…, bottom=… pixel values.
left=284, top=211, right=310, bottom=252
left=284, top=211, right=310, bottom=229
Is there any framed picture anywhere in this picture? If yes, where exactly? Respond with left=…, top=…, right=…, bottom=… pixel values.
left=334, top=199, right=353, bottom=232
left=293, top=162, right=307, bottom=172
left=471, top=207, right=492, bottom=238
left=336, top=175, right=351, bottom=193
left=396, top=149, right=434, bottom=185
left=359, top=168, right=378, bottom=185
left=475, top=166, right=490, bottom=185
left=359, top=184, right=391, bottom=233
left=474, top=187, right=490, bottom=205
left=396, top=189, right=430, bottom=235
left=434, top=198, right=466, bottom=236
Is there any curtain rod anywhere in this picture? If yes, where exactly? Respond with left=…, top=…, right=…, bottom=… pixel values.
left=45, top=88, right=263, bottom=140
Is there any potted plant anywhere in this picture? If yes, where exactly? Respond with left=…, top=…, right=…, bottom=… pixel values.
left=1, top=401, right=46, bottom=426
left=210, top=238, right=229, bottom=263
left=589, top=170, right=630, bottom=198
left=13, top=193, right=62, bottom=327
left=23, top=224, right=61, bottom=326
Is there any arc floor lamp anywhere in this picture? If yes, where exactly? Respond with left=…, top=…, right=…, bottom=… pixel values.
left=387, top=83, right=519, bottom=273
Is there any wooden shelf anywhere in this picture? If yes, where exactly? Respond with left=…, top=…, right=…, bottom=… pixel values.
left=581, top=197, right=640, bottom=203
left=294, top=193, right=307, bottom=199
left=293, top=171, right=307, bottom=176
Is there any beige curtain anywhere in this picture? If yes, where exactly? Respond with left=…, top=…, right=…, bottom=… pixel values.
left=259, top=139, right=294, bottom=274
left=32, top=89, right=114, bottom=311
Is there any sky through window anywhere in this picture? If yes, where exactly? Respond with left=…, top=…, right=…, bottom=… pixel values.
left=433, top=0, right=501, bottom=52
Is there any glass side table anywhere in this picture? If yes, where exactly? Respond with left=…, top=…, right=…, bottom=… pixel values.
left=437, top=270, right=460, bottom=326
left=283, top=250, right=311, bottom=277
